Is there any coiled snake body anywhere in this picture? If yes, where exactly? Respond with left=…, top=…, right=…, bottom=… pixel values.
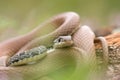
left=0, top=12, right=120, bottom=80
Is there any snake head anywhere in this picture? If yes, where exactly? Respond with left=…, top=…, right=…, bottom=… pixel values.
left=53, top=35, right=73, bottom=48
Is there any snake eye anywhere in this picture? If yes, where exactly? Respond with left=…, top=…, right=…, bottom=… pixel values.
left=54, top=35, right=72, bottom=44
left=58, top=38, right=64, bottom=42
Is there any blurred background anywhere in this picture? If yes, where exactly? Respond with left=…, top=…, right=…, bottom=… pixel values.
left=0, top=0, right=120, bottom=40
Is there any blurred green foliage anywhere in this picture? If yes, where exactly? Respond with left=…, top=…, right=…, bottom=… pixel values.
left=0, top=0, right=119, bottom=62
left=0, top=0, right=120, bottom=32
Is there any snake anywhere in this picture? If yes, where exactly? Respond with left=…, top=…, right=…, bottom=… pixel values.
left=6, top=36, right=73, bottom=66
left=1, top=11, right=120, bottom=80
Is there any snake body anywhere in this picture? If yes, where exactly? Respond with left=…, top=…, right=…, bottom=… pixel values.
left=95, top=37, right=108, bottom=66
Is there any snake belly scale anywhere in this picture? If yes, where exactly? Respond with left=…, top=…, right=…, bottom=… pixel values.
left=6, top=36, right=73, bottom=66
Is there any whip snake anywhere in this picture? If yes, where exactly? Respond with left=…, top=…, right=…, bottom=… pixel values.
left=0, top=12, right=120, bottom=80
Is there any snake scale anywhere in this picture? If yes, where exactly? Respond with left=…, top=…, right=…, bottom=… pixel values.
left=0, top=12, right=120, bottom=80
